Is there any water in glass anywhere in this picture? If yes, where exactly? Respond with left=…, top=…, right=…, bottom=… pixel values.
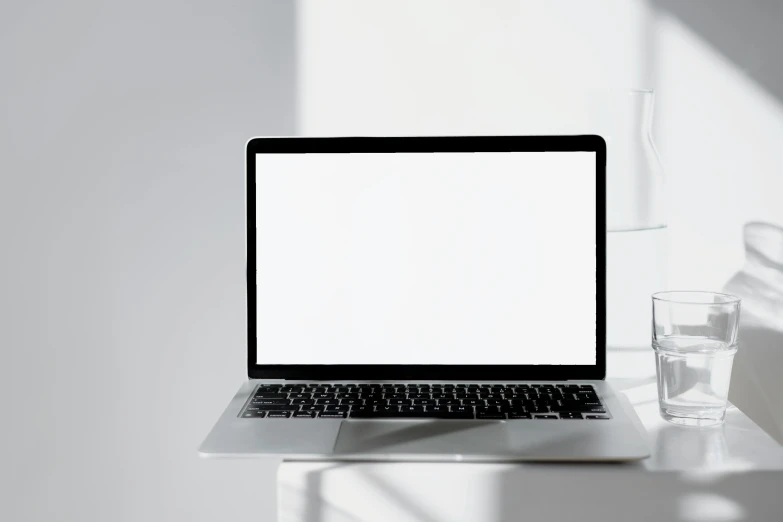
left=653, top=336, right=737, bottom=427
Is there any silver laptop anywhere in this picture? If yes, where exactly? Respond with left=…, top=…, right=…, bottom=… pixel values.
left=199, top=135, right=649, bottom=461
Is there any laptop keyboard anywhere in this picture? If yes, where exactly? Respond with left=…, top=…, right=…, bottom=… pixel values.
left=240, top=383, right=609, bottom=420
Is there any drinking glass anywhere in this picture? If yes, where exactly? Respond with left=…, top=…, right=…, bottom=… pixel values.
left=652, top=291, right=741, bottom=427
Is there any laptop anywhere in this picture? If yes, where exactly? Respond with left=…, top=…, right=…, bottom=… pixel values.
left=199, top=135, right=650, bottom=461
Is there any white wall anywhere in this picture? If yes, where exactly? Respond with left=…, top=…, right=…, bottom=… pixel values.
left=296, top=0, right=783, bottom=290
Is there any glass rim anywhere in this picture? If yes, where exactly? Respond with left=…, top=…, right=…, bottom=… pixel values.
left=652, top=290, right=741, bottom=306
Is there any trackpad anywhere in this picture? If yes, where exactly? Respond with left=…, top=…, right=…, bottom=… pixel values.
left=333, top=420, right=507, bottom=457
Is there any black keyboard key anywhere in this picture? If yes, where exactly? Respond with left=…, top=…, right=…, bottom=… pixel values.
left=552, top=401, right=605, bottom=413
left=313, top=393, right=335, bottom=399
left=559, top=412, right=584, bottom=419
left=450, top=406, right=472, bottom=413
left=340, top=399, right=362, bottom=405
left=279, top=386, right=303, bottom=393
left=267, top=411, right=292, bottom=418
left=388, top=399, right=411, bottom=406
left=289, top=393, right=312, bottom=399
left=462, top=399, right=484, bottom=406
left=427, top=406, right=448, bottom=413
left=385, top=393, right=407, bottom=400
left=293, top=411, right=316, bottom=418
left=326, top=405, right=350, bottom=412
left=319, top=412, right=347, bottom=419
left=351, top=406, right=375, bottom=413
left=255, top=406, right=298, bottom=412
left=337, top=393, right=359, bottom=399
left=399, top=406, right=425, bottom=413
left=508, top=412, right=532, bottom=419
left=253, top=393, right=288, bottom=399
left=409, top=394, right=431, bottom=400
left=534, top=415, right=558, bottom=419
left=586, top=415, right=611, bottom=420
left=300, top=405, right=326, bottom=411
left=349, top=411, right=474, bottom=419
left=241, top=410, right=266, bottom=418
left=456, top=394, right=479, bottom=399
left=437, top=399, right=460, bottom=405
left=315, top=399, right=339, bottom=405
left=291, top=399, right=315, bottom=405
left=251, top=405, right=297, bottom=411
left=477, top=412, right=506, bottom=419
left=442, top=412, right=475, bottom=419
left=412, top=399, right=436, bottom=405
left=252, top=398, right=290, bottom=405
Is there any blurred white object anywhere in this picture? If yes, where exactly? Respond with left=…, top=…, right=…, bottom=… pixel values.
left=724, top=221, right=783, bottom=444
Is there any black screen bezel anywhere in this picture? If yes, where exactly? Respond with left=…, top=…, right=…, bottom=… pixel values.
left=247, top=136, right=606, bottom=380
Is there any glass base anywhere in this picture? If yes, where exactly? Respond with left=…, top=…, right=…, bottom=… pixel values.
left=660, top=407, right=725, bottom=428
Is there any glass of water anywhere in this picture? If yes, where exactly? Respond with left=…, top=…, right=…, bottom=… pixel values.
left=652, top=291, right=741, bottom=427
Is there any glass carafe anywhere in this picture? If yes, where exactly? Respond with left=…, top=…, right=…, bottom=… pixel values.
left=589, top=89, right=667, bottom=349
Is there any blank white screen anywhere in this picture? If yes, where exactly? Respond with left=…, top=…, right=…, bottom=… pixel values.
left=255, top=152, right=596, bottom=365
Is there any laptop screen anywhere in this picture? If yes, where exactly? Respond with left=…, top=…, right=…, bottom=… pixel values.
left=254, top=151, right=596, bottom=366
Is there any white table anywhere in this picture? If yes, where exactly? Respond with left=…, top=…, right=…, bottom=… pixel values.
left=277, top=348, right=783, bottom=522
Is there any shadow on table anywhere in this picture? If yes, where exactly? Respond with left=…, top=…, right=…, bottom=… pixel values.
left=284, top=462, right=445, bottom=522
left=496, top=466, right=782, bottom=521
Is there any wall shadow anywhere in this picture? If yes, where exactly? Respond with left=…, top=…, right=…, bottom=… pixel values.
left=650, top=0, right=783, bottom=104
left=497, top=466, right=782, bottom=521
